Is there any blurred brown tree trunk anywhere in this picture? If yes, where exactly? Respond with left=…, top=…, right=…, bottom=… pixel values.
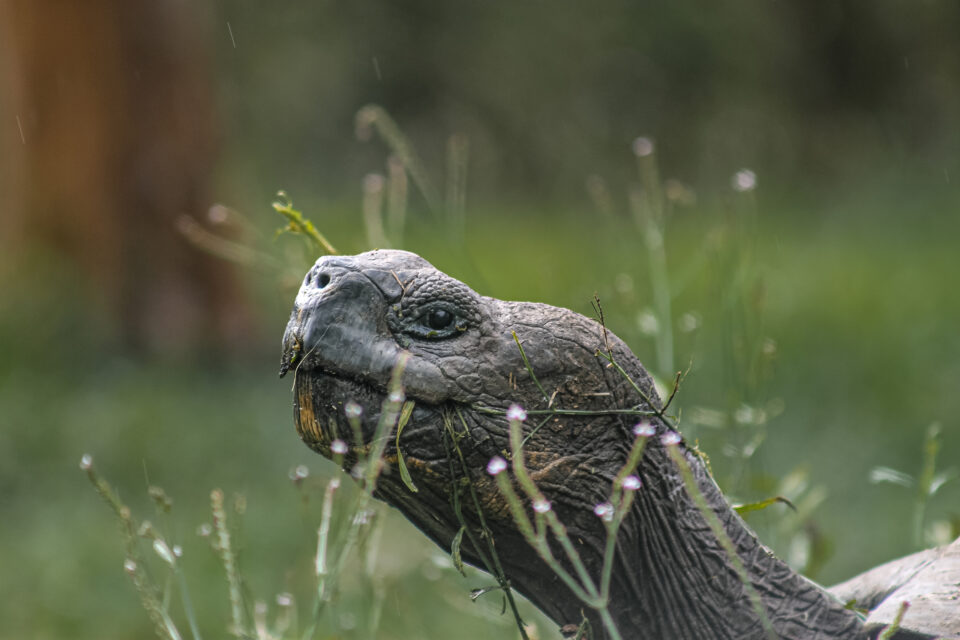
left=0, top=0, right=253, bottom=354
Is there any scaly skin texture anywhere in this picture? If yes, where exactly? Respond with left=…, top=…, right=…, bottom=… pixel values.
left=280, top=250, right=952, bottom=640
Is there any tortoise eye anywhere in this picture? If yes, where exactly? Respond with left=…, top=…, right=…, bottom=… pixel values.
left=426, top=309, right=453, bottom=330
left=399, top=302, right=467, bottom=340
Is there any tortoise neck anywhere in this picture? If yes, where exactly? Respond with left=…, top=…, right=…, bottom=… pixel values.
left=597, top=445, right=863, bottom=640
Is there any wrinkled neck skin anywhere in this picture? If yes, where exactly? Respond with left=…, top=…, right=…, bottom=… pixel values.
left=283, top=250, right=866, bottom=640
left=293, top=355, right=864, bottom=640
left=606, top=435, right=865, bottom=640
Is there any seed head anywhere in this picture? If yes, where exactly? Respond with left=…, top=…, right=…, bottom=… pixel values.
left=533, top=498, right=552, bottom=513
left=331, top=439, right=349, bottom=455
left=148, top=486, right=173, bottom=513
left=622, top=475, right=642, bottom=491
left=153, top=539, right=176, bottom=566
left=137, top=521, right=155, bottom=538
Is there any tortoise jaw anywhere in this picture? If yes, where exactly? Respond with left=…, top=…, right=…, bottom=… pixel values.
left=292, top=369, right=381, bottom=454
left=278, top=330, right=302, bottom=378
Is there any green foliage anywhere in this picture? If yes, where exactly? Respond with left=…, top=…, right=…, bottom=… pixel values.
left=869, top=423, right=959, bottom=549
left=272, top=191, right=339, bottom=256
left=394, top=400, right=419, bottom=493
left=733, top=496, right=795, bottom=517
left=877, top=601, right=911, bottom=640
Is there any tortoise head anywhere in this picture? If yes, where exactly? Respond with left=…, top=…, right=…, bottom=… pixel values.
left=279, top=249, right=662, bottom=627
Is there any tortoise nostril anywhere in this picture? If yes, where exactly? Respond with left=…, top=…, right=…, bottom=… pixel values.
left=317, top=273, right=331, bottom=288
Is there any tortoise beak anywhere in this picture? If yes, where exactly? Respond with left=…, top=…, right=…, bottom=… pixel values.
left=278, top=259, right=390, bottom=379
left=278, top=285, right=337, bottom=378
left=278, top=323, right=303, bottom=378
left=279, top=260, right=344, bottom=378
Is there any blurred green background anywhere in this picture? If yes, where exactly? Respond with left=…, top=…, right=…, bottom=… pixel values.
left=1, top=1, right=959, bottom=639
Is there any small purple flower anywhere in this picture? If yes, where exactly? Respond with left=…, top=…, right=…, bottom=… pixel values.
left=533, top=498, right=551, bottom=514
left=594, top=502, right=614, bottom=522
left=506, top=404, right=527, bottom=422
left=633, top=421, right=655, bottom=437
left=197, top=523, right=212, bottom=538
left=622, top=475, right=642, bottom=491
left=344, top=402, right=363, bottom=419
left=331, top=439, right=349, bottom=455
left=172, top=545, right=183, bottom=558
left=79, top=454, right=93, bottom=470
left=123, top=559, right=138, bottom=575
left=661, top=431, right=682, bottom=446
left=486, top=456, right=508, bottom=476
left=388, top=389, right=405, bottom=403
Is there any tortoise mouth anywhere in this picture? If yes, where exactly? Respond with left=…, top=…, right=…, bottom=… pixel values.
left=292, top=369, right=388, bottom=457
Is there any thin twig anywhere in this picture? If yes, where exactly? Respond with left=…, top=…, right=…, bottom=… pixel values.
left=591, top=295, right=611, bottom=356
left=472, top=405, right=657, bottom=418
left=662, top=371, right=682, bottom=413
left=595, top=350, right=663, bottom=419
left=512, top=331, right=550, bottom=404
left=877, top=601, right=910, bottom=640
